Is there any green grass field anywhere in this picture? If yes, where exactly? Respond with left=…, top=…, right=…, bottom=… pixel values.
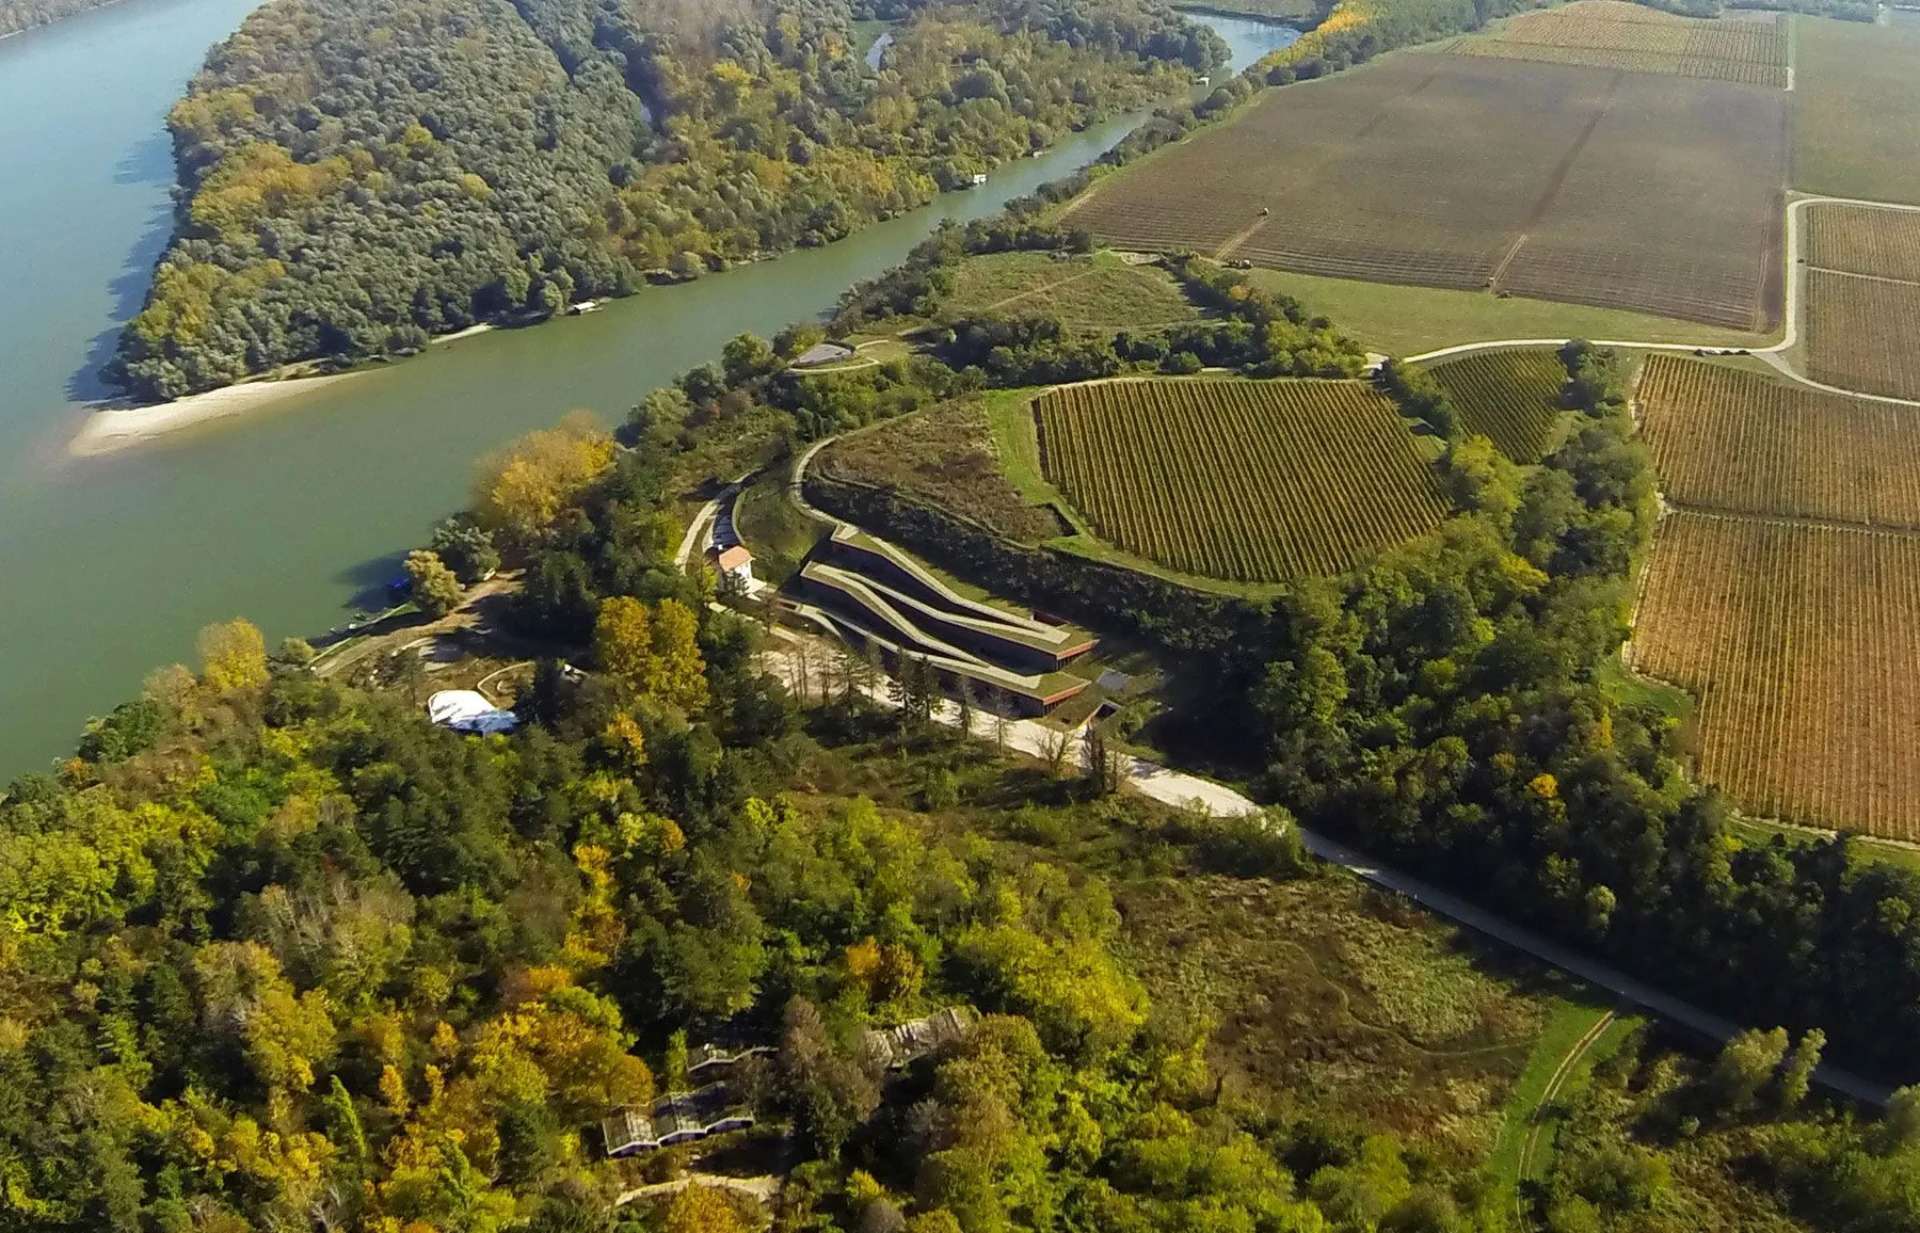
left=732, top=472, right=826, bottom=585
left=1792, top=17, right=1920, bottom=205
left=941, top=251, right=1202, bottom=333
left=1425, top=348, right=1568, bottom=461
left=1247, top=268, right=1773, bottom=356
left=1488, top=998, right=1640, bottom=1213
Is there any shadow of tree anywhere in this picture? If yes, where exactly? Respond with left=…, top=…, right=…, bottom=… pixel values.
left=67, top=133, right=177, bottom=403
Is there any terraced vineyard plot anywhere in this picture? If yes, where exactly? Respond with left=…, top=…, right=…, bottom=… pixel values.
left=1065, top=53, right=1787, bottom=329
left=1425, top=349, right=1565, bottom=461
left=1457, top=1, right=1788, bottom=87
left=1640, top=355, right=1920, bottom=525
left=1805, top=271, right=1920, bottom=402
left=1632, top=513, right=1920, bottom=839
left=1037, top=379, right=1447, bottom=581
left=1806, top=203, right=1920, bottom=284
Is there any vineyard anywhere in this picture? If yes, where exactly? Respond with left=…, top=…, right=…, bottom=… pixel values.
left=1632, top=513, right=1920, bottom=839
left=1806, top=203, right=1920, bottom=284
left=1037, top=379, right=1448, bottom=581
left=1456, top=1, right=1788, bottom=87
left=1064, top=53, right=1785, bottom=330
left=1425, top=349, right=1566, bottom=461
left=1804, top=270, right=1920, bottom=402
left=1639, top=355, right=1920, bottom=526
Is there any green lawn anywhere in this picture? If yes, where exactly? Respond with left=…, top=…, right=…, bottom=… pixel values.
left=943, top=251, right=1202, bottom=332
left=1792, top=16, right=1920, bottom=205
left=1488, top=997, right=1640, bottom=1207
left=732, top=473, right=826, bottom=585
left=1247, top=269, right=1773, bottom=356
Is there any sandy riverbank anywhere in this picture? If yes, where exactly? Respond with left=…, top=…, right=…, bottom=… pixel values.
left=67, top=322, right=498, bottom=457
left=68, top=372, right=357, bottom=457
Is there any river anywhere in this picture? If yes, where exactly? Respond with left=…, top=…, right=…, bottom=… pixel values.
left=0, top=1, right=1292, bottom=778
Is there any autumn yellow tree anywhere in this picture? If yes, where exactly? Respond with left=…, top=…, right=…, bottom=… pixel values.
left=651, top=598, right=708, bottom=711
left=472, top=412, right=614, bottom=542
left=664, top=1184, right=748, bottom=1233
left=596, top=596, right=657, bottom=697
left=198, top=618, right=269, bottom=692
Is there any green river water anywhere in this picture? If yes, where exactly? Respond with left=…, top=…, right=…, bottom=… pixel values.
left=0, top=0, right=1291, bottom=777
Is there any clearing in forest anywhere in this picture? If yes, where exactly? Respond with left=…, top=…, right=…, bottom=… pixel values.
left=1792, top=18, right=1920, bottom=205
left=1063, top=53, right=1787, bottom=331
left=1804, top=270, right=1920, bottom=402
left=1036, top=378, right=1447, bottom=581
left=1631, top=512, right=1920, bottom=840
left=1425, top=349, right=1566, bottom=462
left=939, top=251, right=1201, bottom=333
left=1455, top=1, right=1788, bottom=87
left=1639, top=355, right=1920, bottom=526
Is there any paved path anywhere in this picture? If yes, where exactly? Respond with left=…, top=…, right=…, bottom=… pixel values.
left=1402, top=195, right=1920, bottom=410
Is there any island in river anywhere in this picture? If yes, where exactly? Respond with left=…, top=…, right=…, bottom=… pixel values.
left=109, top=0, right=1225, bottom=402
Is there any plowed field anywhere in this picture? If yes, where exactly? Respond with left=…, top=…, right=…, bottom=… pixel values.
left=1065, top=54, right=1786, bottom=331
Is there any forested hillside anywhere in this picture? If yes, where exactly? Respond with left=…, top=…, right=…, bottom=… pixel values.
left=109, top=0, right=1218, bottom=400
left=0, top=0, right=123, bottom=38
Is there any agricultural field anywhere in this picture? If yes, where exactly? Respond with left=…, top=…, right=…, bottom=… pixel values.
left=816, top=397, right=1064, bottom=543
left=1633, top=512, right=1920, bottom=839
left=1424, top=348, right=1566, bottom=461
left=1805, top=202, right=1920, bottom=284
left=1065, top=53, right=1787, bottom=330
left=1639, top=354, right=1920, bottom=526
left=1792, top=18, right=1920, bottom=205
left=938, top=251, right=1201, bottom=333
left=1455, top=1, right=1789, bottom=87
left=1803, top=269, right=1920, bottom=402
left=1037, top=378, right=1448, bottom=581
left=1245, top=268, right=1769, bottom=354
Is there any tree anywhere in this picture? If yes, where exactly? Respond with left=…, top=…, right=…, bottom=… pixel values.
left=1704, top=1027, right=1789, bottom=1116
left=405, top=550, right=464, bottom=617
left=595, top=597, right=656, bottom=698
left=664, top=1185, right=747, bottom=1233
left=199, top=618, right=269, bottom=692
left=431, top=519, right=501, bottom=583
left=721, top=332, right=779, bottom=387
left=1777, top=1028, right=1825, bottom=1111
left=473, top=413, right=614, bottom=542
left=651, top=599, right=708, bottom=712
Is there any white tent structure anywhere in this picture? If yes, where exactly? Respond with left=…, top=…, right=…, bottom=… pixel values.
left=427, top=690, right=521, bottom=735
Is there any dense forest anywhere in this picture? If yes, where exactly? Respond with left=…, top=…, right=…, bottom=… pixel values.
left=11, top=331, right=1920, bottom=1232
left=109, top=0, right=1220, bottom=400
left=0, top=0, right=123, bottom=38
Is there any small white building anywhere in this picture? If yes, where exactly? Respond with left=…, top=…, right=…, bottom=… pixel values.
left=710, top=544, right=755, bottom=593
